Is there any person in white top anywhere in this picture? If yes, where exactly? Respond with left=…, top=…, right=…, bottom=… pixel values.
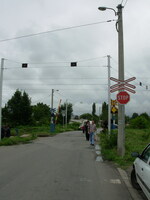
left=89, top=120, right=96, bottom=146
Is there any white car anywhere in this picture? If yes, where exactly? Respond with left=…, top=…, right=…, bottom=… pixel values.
left=131, top=143, right=150, bottom=200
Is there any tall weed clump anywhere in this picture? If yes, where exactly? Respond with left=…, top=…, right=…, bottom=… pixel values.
left=100, top=132, right=117, bottom=149
left=129, top=116, right=149, bottom=129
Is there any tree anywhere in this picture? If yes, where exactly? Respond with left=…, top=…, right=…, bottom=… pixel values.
left=57, top=102, right=73, bottom=124
left=100, top=102, right=108, bottom=130
left=92, top=103, right=96, bottom=116
left=131, top=113, right=139, bottom=119
left=100, top=102, right=108, bottom=121
left=125, top=115, right=130, bottom=124
left=130, top=116, right=149, bottom=129
left=140, top=112, right=149, bottom=120
left=32, top=103, right=50, bottom=125
left=80, top=113, right=93, bottom=120
left=2, top=90, right=32, bottom=126
left=21, top=91, right=32, bottom=124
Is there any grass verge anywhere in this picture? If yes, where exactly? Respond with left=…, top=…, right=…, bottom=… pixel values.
left=0, top=122, right=80, bottom=146
left=0, top=134, right=37, bottom=146
left=100, top=128, right=150, bottom=169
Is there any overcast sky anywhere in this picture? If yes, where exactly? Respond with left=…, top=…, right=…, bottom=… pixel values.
left=0, top=0, right=150, bottom=116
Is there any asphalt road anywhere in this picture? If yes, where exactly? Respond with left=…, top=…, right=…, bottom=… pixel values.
left=0, top=131, right=133, bottom=200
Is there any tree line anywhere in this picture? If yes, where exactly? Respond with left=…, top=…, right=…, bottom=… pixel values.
left=99, top=102, right=150, bottom=129
left=2, top=90, right=149, bottom=129
left=2, top=90, right=73, bottom=127
left=80, top=101, right=150, bottom=130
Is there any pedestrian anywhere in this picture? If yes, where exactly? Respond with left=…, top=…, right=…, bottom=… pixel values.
left=3, top=125, right=11, bottom=138
left=85, top=121, right=90, bottom=141
left=89, top=120, right=97, bottom=146
left=1, top=126, right=5, bottom=139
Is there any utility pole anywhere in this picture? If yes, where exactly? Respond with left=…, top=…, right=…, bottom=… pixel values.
left=107, top=55, right=111, bottom=134
left=65, top=100, right=67, bottom=127
left=117, top=4, right=125, bottom=157
left=98, top=4, right=125, bottom=156
left=50, top=89, right=55, bottom=132
left=0, top=58, right=4, bottom=140
left=51, top=89, right=54, bottom=111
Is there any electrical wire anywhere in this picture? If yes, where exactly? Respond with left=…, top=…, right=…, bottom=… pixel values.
left=121, top=0, right=124, bottom=5
left=32, top=94, right=51, bottom=104
left=0, top=20, right=116, bottom=43
left=5, top=56, right=106, bottom=65
left=4, top=77, right=107, bottom=81
left=123, top=0, right=129, bottom=7
left=111, top=57, right=150, bottom=90
left=3, top=83, right=107, bottom=86
left=4, top=65, right=107, bottom=69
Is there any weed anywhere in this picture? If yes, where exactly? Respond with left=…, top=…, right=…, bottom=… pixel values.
left=99, top=128, right=150, bottom=168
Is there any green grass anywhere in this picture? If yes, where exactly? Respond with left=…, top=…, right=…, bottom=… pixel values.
left=100, top=128, right=150, bottom=168
left=0, top=134, right=36, bottom=146
left=0, top=122, right=80, bottom=146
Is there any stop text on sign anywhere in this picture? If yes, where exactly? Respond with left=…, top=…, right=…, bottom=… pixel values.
left=117, top=95, right=128, bottom=101
left=117, top=91, right=130, bottom=104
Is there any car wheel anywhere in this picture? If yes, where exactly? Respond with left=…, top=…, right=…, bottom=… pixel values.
left=131, top=169, right=141, bottom=190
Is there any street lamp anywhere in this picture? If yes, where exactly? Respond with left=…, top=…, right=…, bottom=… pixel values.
left=98, top=7, right=117, bottom=16
left=98, top=4, right=125, bottom=156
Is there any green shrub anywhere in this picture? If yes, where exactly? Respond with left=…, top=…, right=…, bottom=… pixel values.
left=141, top=129, right=150, bottom=140
left=100, top=132, right=117, bottom=149
left=99, top=128, right=150, bottom=168
left=69, top=122, right=80, bottom=130
left=130, top=116, right=149, bottom=129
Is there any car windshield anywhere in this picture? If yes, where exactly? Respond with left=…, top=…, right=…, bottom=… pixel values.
left=141, top=145, right=150, bottom=163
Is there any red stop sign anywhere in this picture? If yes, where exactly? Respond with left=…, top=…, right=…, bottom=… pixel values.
left=117, top=91, right=130, bottom=104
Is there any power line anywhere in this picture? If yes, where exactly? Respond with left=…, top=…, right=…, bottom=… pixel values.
left=121, top=0, right=124, bottom=4
left=111, top=56, right=149, bottom=90
left=0, top=20, right=116, bottom=43
left=120, top=0, right=129, bottom=8
left=4, top=77, right=107, bottom=81
left=123, top=0, right=129, bottom=7
left=5, top=56, right=106, bottom=65
left=32, top=94, right=51, bottom=104
left=3, top=83, right=108, bottom=86
left=4, top=65, right=107, bottom=69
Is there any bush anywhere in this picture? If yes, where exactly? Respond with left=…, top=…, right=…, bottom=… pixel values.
left=99, top=128, right=150, bottom=168
left=69, top=122, right=80, bottom=130
left=100, top=132, right=117, bottom=149
left=141, top=129, right=150, bottom=140
left=129, top=116, right=149, bottom=129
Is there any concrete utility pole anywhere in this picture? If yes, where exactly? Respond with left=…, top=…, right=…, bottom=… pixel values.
left=98, top=4, right=125, bottom=156
left=51, top=89, right=54, bottom=111
left=117, top=4, right=125, bottom=157
left=0, top=58, right=4, bottom=140
left=65, top=100, right=67, bottom=127
left=107, top=55, right=111, bottom=135
left=50, top=89, right=55, bottom=132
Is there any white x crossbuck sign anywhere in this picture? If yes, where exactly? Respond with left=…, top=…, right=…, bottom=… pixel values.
left=110, top=77, right=136, bottom=94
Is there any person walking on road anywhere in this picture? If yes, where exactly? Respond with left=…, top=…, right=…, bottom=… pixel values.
left=89, top=120, right=96, bottom=146
left=85, top=121, right=90, bottom=141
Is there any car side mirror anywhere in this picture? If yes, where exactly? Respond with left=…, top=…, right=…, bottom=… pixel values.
left=131, top=152, right=140, bottom=157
